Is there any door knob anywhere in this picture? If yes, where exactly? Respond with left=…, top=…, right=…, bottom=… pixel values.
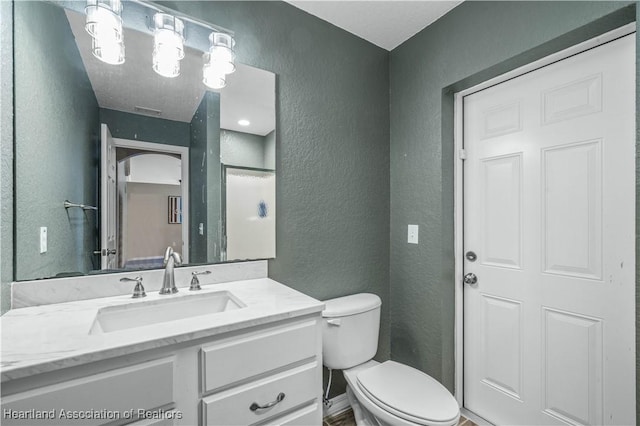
left=463, top=273, right=478, bottom=285
left=102, top=248, right=116, bottom=256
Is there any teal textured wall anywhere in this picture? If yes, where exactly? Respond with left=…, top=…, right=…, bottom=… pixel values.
left=189, top=92, right=221, bottom=264
left=1, top=1, right=13, bottom=314
left=205, top=93, right=222, bottom=262
left=99, top=108, right=190, bottom=147
left=14, top=1, right=100, bottom=280
left=264, top=130, right=276, bottom=170
left=221, top=129, right=267, bottom=169
left=162, top=1, right=391, bottom=395
left=636, top=3, right=639, bottom=420
left=189, top=98, right=208, bottom=264
left=389, top=0, right=635, bottom=395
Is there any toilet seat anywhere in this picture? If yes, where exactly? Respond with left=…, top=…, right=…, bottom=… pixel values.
left=356, top=361, right=459, bottom=426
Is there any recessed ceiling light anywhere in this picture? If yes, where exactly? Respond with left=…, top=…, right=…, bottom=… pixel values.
left=238, top=119, right=250, bottom=126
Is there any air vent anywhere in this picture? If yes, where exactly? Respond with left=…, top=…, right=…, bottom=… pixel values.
left=134, top=106, right=162, bottom=116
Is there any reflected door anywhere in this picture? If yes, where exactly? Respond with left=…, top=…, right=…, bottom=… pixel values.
left=463, top=35, right=635, bottom=424
left=224, top=167, right=275, bottom=261
left=100, top=124, right=117, bottom=269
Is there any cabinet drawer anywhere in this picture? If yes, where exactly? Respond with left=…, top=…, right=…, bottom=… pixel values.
left=1, top=357, right=174, bottom=426
left=201, top=361, right=318, bottom=425
left=201, top=319, right=318, bottom=392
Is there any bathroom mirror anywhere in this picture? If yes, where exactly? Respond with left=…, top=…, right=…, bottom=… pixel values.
left=13, top=0, right=276, bottom=281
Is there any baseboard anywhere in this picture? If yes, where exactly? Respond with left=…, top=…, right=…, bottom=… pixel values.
left=460, top=408, right=493, bottom=426
left=322, top=393, right=351, bottom=418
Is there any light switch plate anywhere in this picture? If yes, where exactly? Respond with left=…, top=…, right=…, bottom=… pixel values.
left=407, top=224, right=419, bottom=244
left=40, top=227, right=47, bottom=253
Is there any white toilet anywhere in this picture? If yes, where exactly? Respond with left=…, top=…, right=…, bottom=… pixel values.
left=322, top=293, right=460, bottom=426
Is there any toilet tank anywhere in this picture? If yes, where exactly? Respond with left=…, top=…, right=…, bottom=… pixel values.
left=322, top=293, right=381, bottom=370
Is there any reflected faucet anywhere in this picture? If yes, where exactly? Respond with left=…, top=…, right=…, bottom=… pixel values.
left=160, top=246, right=182, bottom=295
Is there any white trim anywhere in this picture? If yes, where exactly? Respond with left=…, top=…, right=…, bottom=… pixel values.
left=452, top=22, right=636, bottom=413
left=460, top=408, right=493, bottom=426
left=453, top=90, right=464, bottom=407
left=322, top=393, right=351, bottom=418
left=113, top=138, right=190, bottom=264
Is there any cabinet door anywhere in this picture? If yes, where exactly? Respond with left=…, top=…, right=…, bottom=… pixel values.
left=1, top=358, right=175, bottom=426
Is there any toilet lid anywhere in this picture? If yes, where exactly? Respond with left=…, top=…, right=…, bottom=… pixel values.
left=356, top=361, right=459, bottom=425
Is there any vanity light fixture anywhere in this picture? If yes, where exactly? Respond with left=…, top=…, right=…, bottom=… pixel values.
left=152, top=13, right=185, bottom=78
left=83, top=1, right=237, bottom=84
left=85, top=0, right=125, bottom=65
left=202, top=32, right=236, bottom=89
left=238, top=119, right=250, bottom=126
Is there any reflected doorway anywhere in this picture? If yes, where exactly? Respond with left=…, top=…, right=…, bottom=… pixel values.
left=113, top=139, right=189, bottom=269
left=221, top=166, right=275, bottom=261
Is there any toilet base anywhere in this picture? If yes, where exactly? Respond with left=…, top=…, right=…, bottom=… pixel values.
left=346, top=385, right=382, bottom=426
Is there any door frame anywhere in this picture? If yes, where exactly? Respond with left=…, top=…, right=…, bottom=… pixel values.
left=113, top=138, right=190, bottom=264
left=452, top=22, right=636, bottom=410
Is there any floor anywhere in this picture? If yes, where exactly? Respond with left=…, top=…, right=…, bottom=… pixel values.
left=323, top=409, right=478, bottom=426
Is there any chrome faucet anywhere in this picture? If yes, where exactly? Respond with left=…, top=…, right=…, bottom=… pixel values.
left=160, top=246, right=182, bottom=295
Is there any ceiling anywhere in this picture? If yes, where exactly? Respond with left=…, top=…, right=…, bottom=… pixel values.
left=65, top=10, right=275, bottom=136
left=286, top=1, right=463, bottom=51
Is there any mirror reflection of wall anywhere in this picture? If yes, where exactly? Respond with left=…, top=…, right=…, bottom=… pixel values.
left=221, top=130, right=276, bottom=170
left=13, top=0, right=276, bottom=281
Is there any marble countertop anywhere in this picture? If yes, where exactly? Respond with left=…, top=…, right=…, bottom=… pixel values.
left=1, top=278, right=324, bottom=382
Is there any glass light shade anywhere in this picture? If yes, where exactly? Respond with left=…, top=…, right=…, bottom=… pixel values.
left=202, top=55, right=226, bottom=89
left=85, top=0, right=123, bottom=43
left=206, top=32, right=236, bottom=75
left=153, top=50, right=181, bottom=78
left=152, top=14, right=185, bottom=78
left=91, top=37, right=125, bottom=65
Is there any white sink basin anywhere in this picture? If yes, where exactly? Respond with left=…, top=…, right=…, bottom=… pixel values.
left=89, top=291, right=245, bottom=334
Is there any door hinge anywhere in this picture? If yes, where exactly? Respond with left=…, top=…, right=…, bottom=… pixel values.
left=458, top=149, right=467, bottom=160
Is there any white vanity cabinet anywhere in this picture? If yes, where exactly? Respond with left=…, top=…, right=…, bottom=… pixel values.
left=1, top=315, right=323, bottom=426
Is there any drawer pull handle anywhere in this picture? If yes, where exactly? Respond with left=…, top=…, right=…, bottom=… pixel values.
left=249, top=392, right=285, bottom=412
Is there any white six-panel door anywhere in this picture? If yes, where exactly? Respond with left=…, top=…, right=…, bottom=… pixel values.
left=463, top=34, right=635, bottom=425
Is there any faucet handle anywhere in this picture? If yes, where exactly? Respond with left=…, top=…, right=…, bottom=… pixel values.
left=120, top=276, right=146, bottom=298
left=190, top=270, right=211, bottom=291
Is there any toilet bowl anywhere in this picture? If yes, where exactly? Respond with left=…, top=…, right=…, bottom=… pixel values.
left=322, top=294, right=459, bottom=426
